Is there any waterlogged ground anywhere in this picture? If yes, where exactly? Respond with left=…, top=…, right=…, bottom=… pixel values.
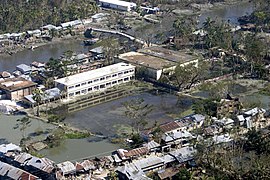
left=0, top=115, right=55, bottom=144
left=63, top=91, right=194, bottom=137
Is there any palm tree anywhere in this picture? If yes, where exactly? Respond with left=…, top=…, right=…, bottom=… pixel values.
left=32, top=88, right=44, bottom=117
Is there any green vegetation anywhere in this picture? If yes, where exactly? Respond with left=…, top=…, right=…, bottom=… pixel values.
left=0, top=0, right=98, bottom=33
left=47, top=114, right=66, bottom=123
left=64, top=131, right=91, bottom=139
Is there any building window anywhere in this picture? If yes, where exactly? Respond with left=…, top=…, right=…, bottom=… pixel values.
left=81, top=89, right=86, bottom=94
left=81, top=82, right=86, bottom=86
left=124, top=71, right=129, bottom=74
left=75, top=84, right=80, bottom=88
left=118, top=79, right=123, bottom=83
left=112, top=74, right=117, bottom=77
left=118, top=72, right=123, bottom=76
left=130, top=76, right=135, bottom=80
left=75, top=91, right=80, bottom=95
left=112, top=81, right=117, bottom=84
left=88, top=81, right=92, bottom=84
left=94, top=86, right=99, bottom=90
left=69, top=93, right=74, bottom=97
left=124, top=77, right=129, bottom=81
left=68, top=86, right=74, bottom=89
left=106, top=82, right=111, bottom=86
left=94, top=79, right=99, bottom=83
left=129, top=69, right=134, bottom=73
left=106, top=75, right=111, bottom=79
left=88, top=87, right=92, bottom=92
left=100, top=77, right=105, bottom=81
left=100, top=84, right=105, bottom=89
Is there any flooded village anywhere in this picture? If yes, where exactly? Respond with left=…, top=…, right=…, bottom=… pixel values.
left=0, top=0, right=270, bottom=179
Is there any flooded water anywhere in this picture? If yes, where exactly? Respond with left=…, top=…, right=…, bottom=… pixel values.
left=241, top=93, right=270, bottom=109
left=0, top=38, right=90, bottom=72
left=0, top=115, right=55, bottom=144
left=198, top=1, right=255, bottom=27
left=63, top=91, right=194, bottom=136
left=40, top=138, right=120, bottom=163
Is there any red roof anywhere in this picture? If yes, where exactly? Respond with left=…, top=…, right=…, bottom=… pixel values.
left=160, top=121, right=180, bottom=133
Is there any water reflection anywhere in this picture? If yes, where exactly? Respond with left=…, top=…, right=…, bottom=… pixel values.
left=198, top=1, right=255, bottom=27
left=0, top=38, right=90, bottom=72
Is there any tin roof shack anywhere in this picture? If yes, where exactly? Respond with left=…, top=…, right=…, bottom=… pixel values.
left=0, top=71, right=12, bottom=79
left=116, top=156, right=164, bottom=180
left=116, top=147, right=149, bottom=162
left=12, top=153, right=55, bottom=180
left=75, top=160, right=96, bottom=173
left=0, top=161, right=39, bottom=180
left=99, top=0, right=137, bottom=12
left=16, top=64, right=32, bottom=75
left=168, top=146, right=196, bottom=164
left=0, top=78, right=37, bottom=101
left=118, top=52, right=177, bottom=80
left=57, top=161, right=76, bottom=176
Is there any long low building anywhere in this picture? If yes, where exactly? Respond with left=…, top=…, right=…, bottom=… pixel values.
left=99, top=0, right=137, bottom=11
left=54, top=62, right=135, bottom=99
left=118, top=47, right=199, bottom=80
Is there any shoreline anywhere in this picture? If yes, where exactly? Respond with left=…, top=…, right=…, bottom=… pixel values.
left=0, top=34, right=86, bottom=58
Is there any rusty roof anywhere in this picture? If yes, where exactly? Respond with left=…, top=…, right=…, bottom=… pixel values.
left=0, top=161, right=38, bottom=180
left=158, top=167, right=179, bottom=179
left=26, top=156, right=55, bottom=174
left=75, top=160, right=95, bottom=171
left=124, top=147, right=149, bottom=158
left=0, top=77, right=36, bottom=92
left=160, top=121, right=181, bottom=133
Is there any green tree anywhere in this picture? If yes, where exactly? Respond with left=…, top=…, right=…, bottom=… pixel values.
left=103, top=38, right=120, bottom=65
left=32, top=88, right=44, bottom=117
left=192, top=99, right=218, bottom=117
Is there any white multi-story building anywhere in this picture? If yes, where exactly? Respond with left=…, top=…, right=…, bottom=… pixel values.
left=54, top=62, right=135, bottom=99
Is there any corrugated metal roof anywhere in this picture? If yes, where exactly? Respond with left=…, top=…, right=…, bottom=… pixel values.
left=0, top=143, right=21, bottom=154
left=160, top=121, right=180, bottom=133
left=124, top=147, right=149, bottom=158
left=57, top=161, right=76, bottom=175
left=0, top=161, right=39, bottom=180
left=27, top=156, right=55, bottom=173
left=14, top=153, right=32, bottom=164
left=144, top=140, right=160, bottom=150
left=75, top=160, right=95, bottom=171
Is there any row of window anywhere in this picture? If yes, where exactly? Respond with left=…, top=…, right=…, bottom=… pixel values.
left=68, top=69, right=134, bottom=90
left=68, top=76, right=133, bottom=97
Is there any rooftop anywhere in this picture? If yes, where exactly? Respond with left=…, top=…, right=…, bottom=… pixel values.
left=138, top=46, right=198, bottom=63
left=119, top=52, right=177, bottom=70
left=99, top=0, right=136, bottom=7
left=0, top=78, right=37, bottom=91
left=160, top=121, right=180, bottom=133
left=54, top=62, right=135, bottom=86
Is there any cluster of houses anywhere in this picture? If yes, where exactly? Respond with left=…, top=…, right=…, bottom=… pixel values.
left=1, top=96, right=268, bottom=179
left=0, top=0, right=160, bottom=52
